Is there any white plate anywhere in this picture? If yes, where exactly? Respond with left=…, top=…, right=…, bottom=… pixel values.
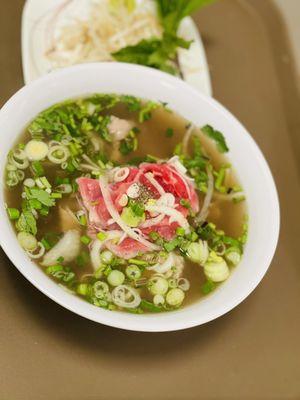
left=21, top=0, right=212, bottom=95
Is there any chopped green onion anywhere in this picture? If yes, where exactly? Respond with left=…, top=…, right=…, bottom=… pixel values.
left=80, top=235, right=91, bottom=245
left=40, top=176, right=51, bottom=189
left=125, top=265, right=142, bottom=280
left=76, top=251, right=90, bottom=267
left=233, top=195, right=246, bottom=204
left=39, top=207, right=49, bottom=216
left=163, top=238, right=180, bottom=252
left=17, top=231, right=37, bottom=251
left=166, top=288, right=185, bottom=306
left=77, top=283, right=90, bottom=296
left=148, top=276, right=168, bottom=295
left=140, top=299, right=163, bottom=312
left=187, top=241, right=209, bottom=264
left=46, top=265, right=63, bottom=274
left=107, top=270, right=125, bottom=286
left=97, top=231, right=107, bottom=241
left=7, top=207, right=20, bottom=220
left=176, top=227, right=185, bottom=236
left=31, top=160, right=44, bottom=177
left=101, top=250, right=114, bottom=264
left=165, top=128, right=174, bottom=137
left=50, top=192, right=62, bottom=199
left=128, top=258, right=148, bottom=266
left=40, top=238, right=51, bottom=251
left=201, top=280, right=216, bottom=294
left=28, top=199, right=42, bottom=210
left=153, top=294, right=165, bottom=306
left=79, top=214, right=87, bottom=226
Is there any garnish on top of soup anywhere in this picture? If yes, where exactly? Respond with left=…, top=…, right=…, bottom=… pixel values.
left=4, top=94, right=247, bottom=313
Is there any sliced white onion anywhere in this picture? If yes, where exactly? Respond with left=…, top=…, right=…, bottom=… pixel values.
left=26, top=242, right=45, bottom=259
left=167, top=155, right=187, bottom=175
left=157, top=193, right=175, bottom=208
left=147, top=253, right=174, bottom=274
left=90, top=240, right=105, bottom=271
left=118, top=194, right=128, bottom=207
left=90, top=231, right=121, bottom=271
left=41, top=230, right=80, bottom=266
left=126, top=183, right=140, bottom=199
left=182, top=124, right=195, bottom=154
left=10, top=149, right=29, bottom=170
left=24, top=178, right=35, bottom=188
left=165, top=254, right=185, bottom=279
left=99, top=175, right=160, bottom=251
left=196, top=167, right=214, bottom=223
left=140, top=213, right=165, bottom=228
left=82, top=154, right=100, bottom=170
left=144, top=172, right=165, bottom=196
left=114, top=167, right=129, bottom=182
left=111, top=285, right=141, bottom=308
left=177, top=278, right=190, bottom=291
left=145, top=204, right=190, bottom=232
left=25, top=140, right=49, bottom=161
left=47, top=145, right=70, bottom=164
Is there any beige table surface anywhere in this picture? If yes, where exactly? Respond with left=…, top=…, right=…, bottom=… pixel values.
left=0, top=1, right=300, bottom=399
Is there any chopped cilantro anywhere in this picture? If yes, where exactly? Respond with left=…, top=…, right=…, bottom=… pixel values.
left=202, top=125, right=229, bottom=153
left=119, top=129, right=138, bottom=155
left=165, top=127, right=174, bottom=137
left=28, top=188, right=55, bottom=207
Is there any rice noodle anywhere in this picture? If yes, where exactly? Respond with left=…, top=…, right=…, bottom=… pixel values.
left=182, top=124, right=195, bottom=154
left=99, top=175, right=160, bottom=251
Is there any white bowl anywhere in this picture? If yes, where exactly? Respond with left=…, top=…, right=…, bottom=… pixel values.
left=0, top=63, right=280, bottom=332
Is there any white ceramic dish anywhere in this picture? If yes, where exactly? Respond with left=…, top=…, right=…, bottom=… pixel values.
left=0, top=63, right=279, bottom=332
left=21, top=0, right=212, bottom=95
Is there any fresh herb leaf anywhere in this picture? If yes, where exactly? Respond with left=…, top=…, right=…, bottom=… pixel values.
left=156, top=0, right=215, bottom=34
left=113, top=0, right=214, bottom=75
left=202, top=125, right=229, bottom=153
left=28, top=188, right=55, bottom=207
left=128, top=200, right=145, bottom=217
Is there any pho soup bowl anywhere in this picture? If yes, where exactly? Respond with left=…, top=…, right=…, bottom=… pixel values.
left=0, top=63, right=280, bottom=332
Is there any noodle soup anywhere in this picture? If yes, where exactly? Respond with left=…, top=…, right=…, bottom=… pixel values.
left=4, top=94, right=247, bottom=313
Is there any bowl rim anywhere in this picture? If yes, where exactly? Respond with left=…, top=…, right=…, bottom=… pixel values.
left=0, top=62, right=280, bottom=332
